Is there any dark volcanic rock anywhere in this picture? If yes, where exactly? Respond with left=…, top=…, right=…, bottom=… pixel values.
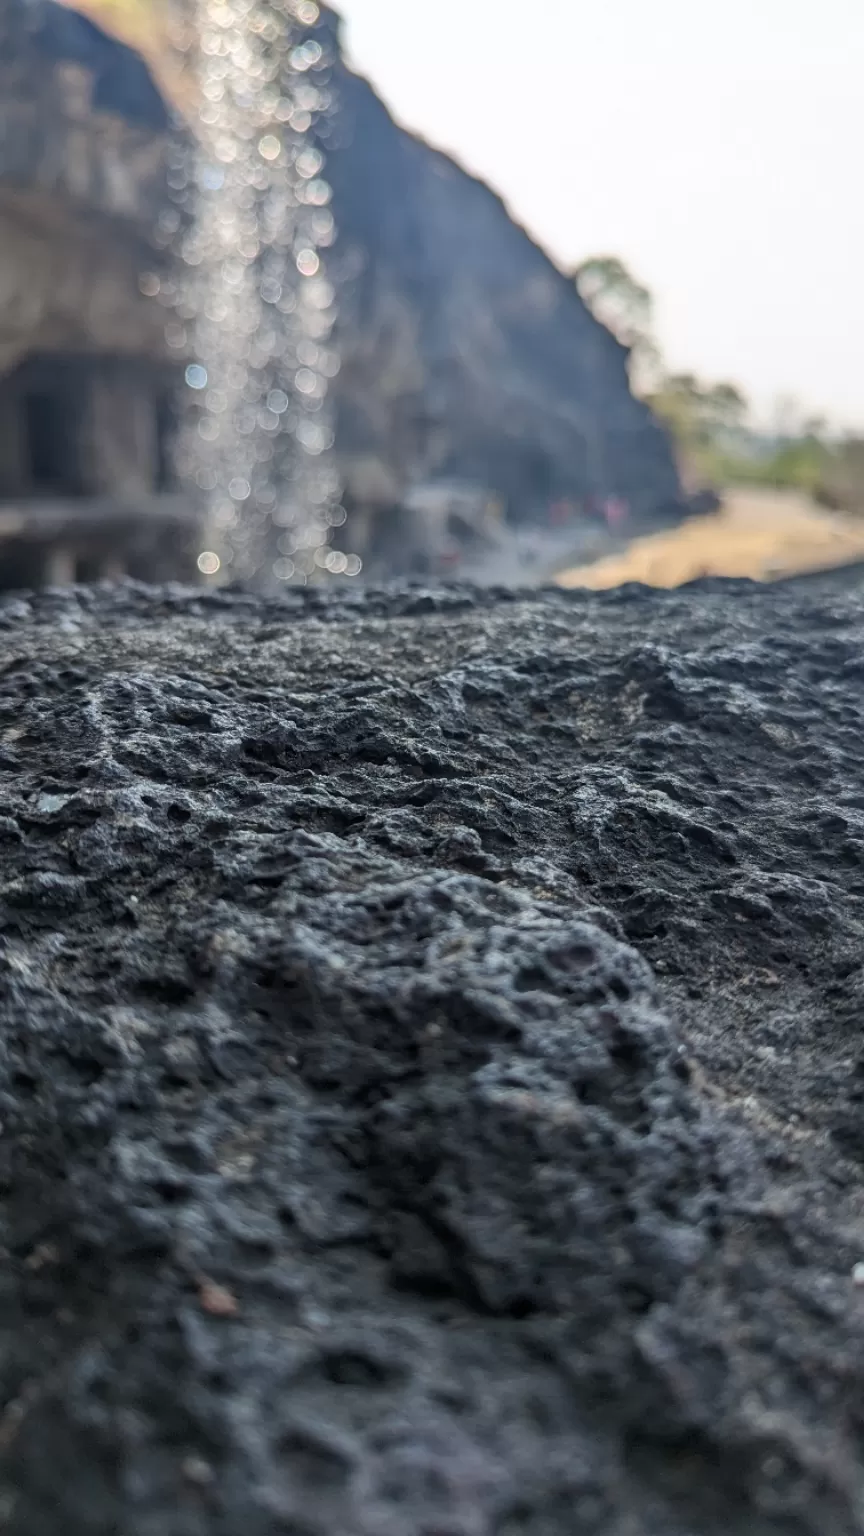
left=1, top=578, right=864, bottom=1533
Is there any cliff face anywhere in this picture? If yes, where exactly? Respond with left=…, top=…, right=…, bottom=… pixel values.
left=2, top=574, right=864, bottom=1533
left=0, top=0, right=172, bottom=377
left=11, top=0, right=682, bottom=535
left=320, top=14, right=683, bottom=521
left=0, top=0, right=197, bottom=590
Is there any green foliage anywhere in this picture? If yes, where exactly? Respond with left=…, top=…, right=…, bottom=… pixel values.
left=572, top=255, right=661, bottom=388
left=574, top=254, right=864, bottom=511
left=573, top=256, right=653, bottom=345
left=746, top=435, right=832, bottom=495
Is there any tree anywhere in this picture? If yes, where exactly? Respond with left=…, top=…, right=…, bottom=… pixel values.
left=573, top=256, right=652, bottom=342
left=644, top=374, right=751, bottom=487
left=702, top=382, right=748, bottom=435
left=573, top=255, right=661, bottom=388
left=574, top=254, right=859, bottom=506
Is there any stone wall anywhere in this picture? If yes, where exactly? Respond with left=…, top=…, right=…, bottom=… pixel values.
left=0, top=0, right=174, bottom=378
left=0, top=0, right=196, bottom=589
left=0, top=198, right=171, bottom=380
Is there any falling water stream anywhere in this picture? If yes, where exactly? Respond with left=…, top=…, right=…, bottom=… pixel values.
left=160, top=0, right=354, bottom=586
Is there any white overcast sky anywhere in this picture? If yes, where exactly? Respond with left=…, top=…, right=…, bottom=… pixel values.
left=334, top=0, right=863, bottom=429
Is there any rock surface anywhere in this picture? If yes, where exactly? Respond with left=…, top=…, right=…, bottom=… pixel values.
left=12, top=0, right=682, bottom=527
left=0, top=577, right=864, bottom=1533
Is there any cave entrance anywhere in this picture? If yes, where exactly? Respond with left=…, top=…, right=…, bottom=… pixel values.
left=22, top=370, right=86, bottom=495
left=0, top=355, right=192, bottom=594
left=0, top=353, right=180, bottom=503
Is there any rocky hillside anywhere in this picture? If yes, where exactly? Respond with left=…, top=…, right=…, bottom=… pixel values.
left=319, top=7, right=682, bottom=520
left=41, top=0, right=683, bottom=525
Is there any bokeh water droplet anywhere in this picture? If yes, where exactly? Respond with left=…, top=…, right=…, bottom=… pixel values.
left=164, top=0, right=347, bottom=587
left=296, top=248, right=320, bottom=276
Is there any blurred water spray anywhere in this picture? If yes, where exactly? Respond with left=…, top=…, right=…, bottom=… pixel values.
left=158, top=0, right=349, bottom=586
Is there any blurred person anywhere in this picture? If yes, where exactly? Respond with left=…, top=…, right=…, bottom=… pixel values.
left=604, top=495, right=629, bottom=533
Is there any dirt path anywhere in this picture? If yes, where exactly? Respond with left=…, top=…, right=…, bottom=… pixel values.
left=557, top=487, right=864, bottom=589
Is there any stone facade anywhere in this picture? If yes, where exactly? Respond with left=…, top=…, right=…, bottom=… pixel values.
left=0, top=0, right=198, bottom=590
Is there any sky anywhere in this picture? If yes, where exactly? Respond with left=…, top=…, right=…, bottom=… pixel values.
left=334, top=0, right=863, bottom=430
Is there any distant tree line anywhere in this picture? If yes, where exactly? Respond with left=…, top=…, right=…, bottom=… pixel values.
left=573, top=256, right=864, bottom=515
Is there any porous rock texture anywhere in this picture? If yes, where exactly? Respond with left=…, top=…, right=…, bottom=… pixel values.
left=1, top=578, right=864, bottom=1534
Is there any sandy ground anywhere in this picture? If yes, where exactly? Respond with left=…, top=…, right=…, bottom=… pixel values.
left=556, top=488, right=864, bottom=590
